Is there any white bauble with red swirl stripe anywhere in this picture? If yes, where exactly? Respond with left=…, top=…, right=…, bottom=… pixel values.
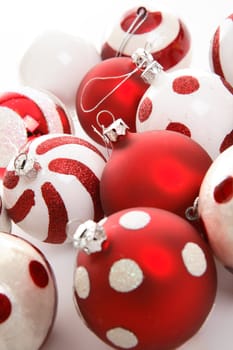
left=0, top=87, right=74, bottom=177
left=136, top=68, right=233, bottom=159
left=210, top=14, right=233, bottom=89
left=0, top=231, right=57, bottom=350
left=101, top=6, right=191, bottom=71
left=198, top=145, right=233, bottom=269
left=2, top=134, right=106, bottom=244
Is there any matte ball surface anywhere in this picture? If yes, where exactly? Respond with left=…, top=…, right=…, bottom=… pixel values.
left=74, top=207, right=217, bottom=350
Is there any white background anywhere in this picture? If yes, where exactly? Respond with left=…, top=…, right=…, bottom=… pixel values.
left=0, top=0, right=233, bottom=349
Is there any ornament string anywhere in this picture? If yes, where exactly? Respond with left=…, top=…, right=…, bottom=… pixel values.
left=185, top=197, right=199, bottom=221
left=116, top=6, right=148, bottom=57
left=80, top=66, right=140, bottom=114
left=92, top=110, right=115, bottom=157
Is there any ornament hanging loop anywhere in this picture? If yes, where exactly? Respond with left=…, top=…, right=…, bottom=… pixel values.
left=14, top=152, right=41, bottom=178
left=185, top=197, right=199, bottom=221
left=116, top=6, right=148, bottom=57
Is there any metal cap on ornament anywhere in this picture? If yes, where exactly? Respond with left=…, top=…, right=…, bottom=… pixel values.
left=103, top=118, right=129, bottom=143
left=73, top=219, right=107, bottom=254
left=14, top=152, right=41, bottom=178
left=132, top=48, right=164, bottom=84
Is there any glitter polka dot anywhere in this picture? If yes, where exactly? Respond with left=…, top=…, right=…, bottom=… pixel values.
left=166, top=122, right=191, bottom=137
left=219, top=130, right=233, bottom=153
left=29, top=260, right=49, bottom=288
left=119, top=210, right=151, bottom=230
left=106, top=327, right=138, bottom=349
left=138, top=97, right=153, bottom=122
left=0, top=293, right=12, bottom=323
left=109, top=258, right=143, bottom=292
left=182, top=242, right=207, bottom=277
left=214, top=176, right=233, bottom=204
left=172, top=76, right=200, bottom=94
left=74, top=266, right=90, bottom=299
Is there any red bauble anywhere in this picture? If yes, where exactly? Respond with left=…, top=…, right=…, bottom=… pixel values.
left=75, top=57, right=148, bottom=145
left=74, top=207, right=217, bottom=350
left=100, top=128, right=212, bottom=218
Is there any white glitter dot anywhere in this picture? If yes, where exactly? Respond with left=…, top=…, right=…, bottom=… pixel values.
left=119, top=210, right=151, bottom=230
left=182, top=242, right=207, bottom=277
left=109, top=259, right=143, bottom=292
left=74, top=266, right=90, bottom=299
left=106, top=327, right=138, bottom=349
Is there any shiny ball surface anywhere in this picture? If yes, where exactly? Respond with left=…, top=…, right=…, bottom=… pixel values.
left=0, top=232, right=57, bottom=350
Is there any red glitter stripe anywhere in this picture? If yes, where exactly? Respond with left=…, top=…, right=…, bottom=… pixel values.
left=7, top=189, right=35, bottom=222
left=56, top=105, right=71, bottom=134
left=36, top=135, right=106, bottom=161
left=49, top=158, right=103, bottom=221
left=3, top=171, right=19, bottom=189
left=41, top=182, right=68, bottom=244
left=212, top=27, right=225, bottom=78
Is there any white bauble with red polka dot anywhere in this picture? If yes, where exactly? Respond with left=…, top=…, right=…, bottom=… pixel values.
left=210, top=13, right=233, bottom=89
left=0, top=231, right=57, bottom=350
left=198, top=145, right=233, bottom=269
left=2, top=134, right=106, bottom=244
left=136, top=68, right=233, bottom=159
left=73, top=207, right=217, bottom=350
left=101, top=6, right=191, bottom=71
left=19, top=31, right=101, bottom=106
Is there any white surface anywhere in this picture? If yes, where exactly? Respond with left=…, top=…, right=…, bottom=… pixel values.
left=0, top=1, right=233, bottom=350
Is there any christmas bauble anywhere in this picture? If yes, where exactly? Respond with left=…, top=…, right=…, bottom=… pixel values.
left=75, top=56, right=148, bottom=145
left=101, top=6, right=191, bottom=71
left=73, top=207, right=217, bottom=350
left=0, top=87, right=74, bottom=177
left=0, top=231, right=57, bottom=350
left=3, top=134, right=106, bottom=243
left=100, top=124, right=212, bottom=218
left=19, top=30, right=100, bottom=105
left=198, top=145, right=233, bottom=269
left=136, top=67, right=233, bottom=159
left=210, top=13, right=233, bottom=90
left=0, top=186, right=11, bottom=233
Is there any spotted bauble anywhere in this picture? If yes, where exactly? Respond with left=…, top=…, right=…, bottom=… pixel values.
left=198, top=145, right=233, bottom=269
left=210, top=13, right=233, bottom=90
left=73, top=207, right=217, bottom=350
left=0, top=231, right=57, bottom=350
left=3, top=134, right=106, bottom=243
left=101, top=6, right=191, bottom=71
left=136, top=67, right=233, bottom=160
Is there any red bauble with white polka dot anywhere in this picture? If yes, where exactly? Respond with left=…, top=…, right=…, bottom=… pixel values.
left=210, top=13, right=233, bottom=90
left=73, top=207, right=217, bottom=350
left=136, top=68, right=233, bottom=159
left=0, top=87, right=74, bottom=177
left=3, top=134, right=106, bottom=243
left=100, top=121, right=212, bottom=218
left=0, top=231, right=57, bottom=349
left=198, top=145, right=233, bottom=269
left=101, top=6, right=191, bottom=71
left=75, top=56, right=148, bottom=145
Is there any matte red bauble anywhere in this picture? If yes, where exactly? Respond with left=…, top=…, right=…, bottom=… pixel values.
left=75, top=57, right=148, bottom=145
left=73, top=207, right=217, bottom=350
left=100, top=122, right=212, bottom=218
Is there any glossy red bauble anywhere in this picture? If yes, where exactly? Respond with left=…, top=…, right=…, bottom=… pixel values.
left=74, top=207, right=217, bottom=350
left=100, top=129, right=212, bottom=218
left=75, top=57, right=148, bottom=145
